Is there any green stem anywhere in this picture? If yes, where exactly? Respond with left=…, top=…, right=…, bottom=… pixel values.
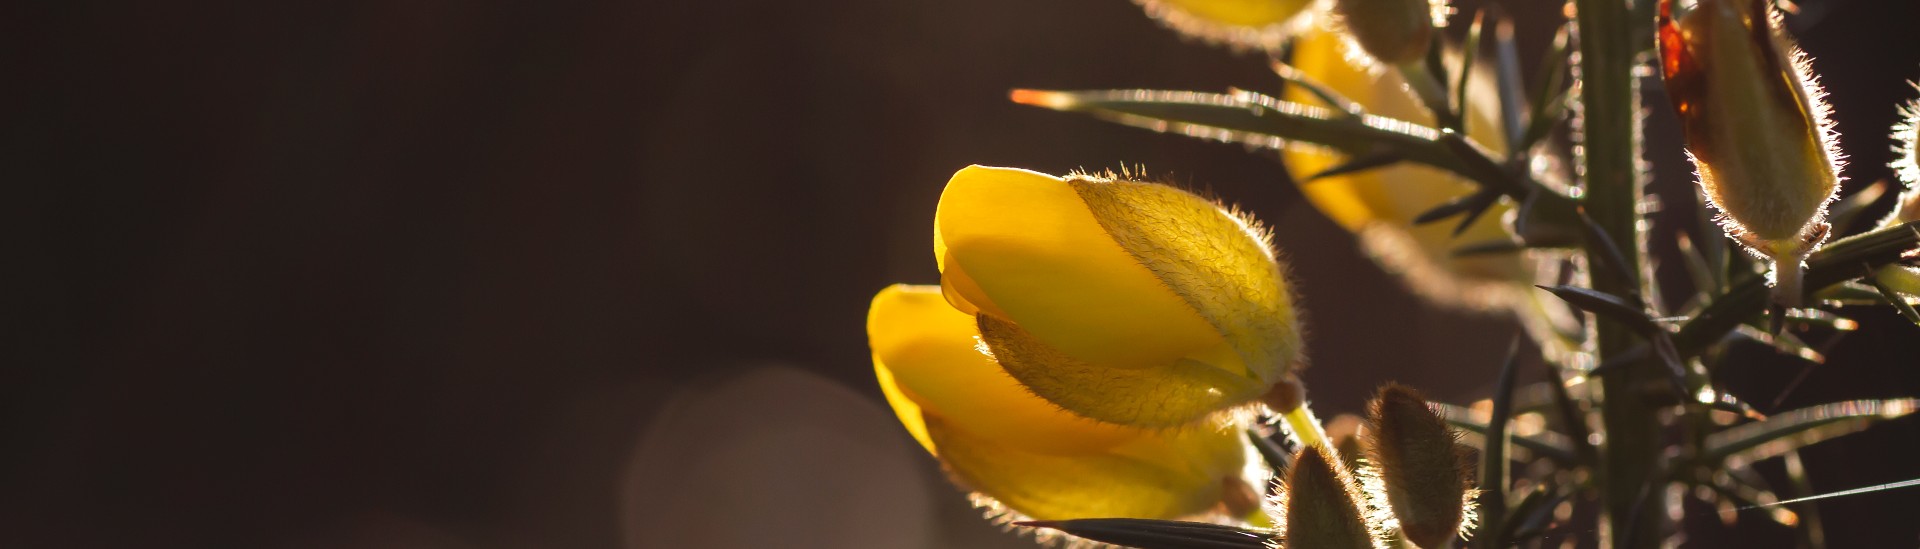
left=1570, top=0, right=1660, bottom=545
left=1280, top=405, right=1330, bottom=452
left=1672, top=221, right=1920, bottom=357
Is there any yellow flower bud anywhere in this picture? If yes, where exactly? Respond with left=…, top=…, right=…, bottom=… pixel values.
left=1331, top=0, right=1438, bottom=65
left=1280, top=30, right=1579, bottom=348
left=868, top=284, right=1268, bottom=522
left=1657, top=0, right=1842, bottom=306
left=1130, top=0, right=1317, bottom=50
left=936, top=165, right=1301, bottom=427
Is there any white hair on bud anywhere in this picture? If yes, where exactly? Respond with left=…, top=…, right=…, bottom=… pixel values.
left=1771, top=2, right=1846, bottom=233
left=1887, top=89, right=1920, bottom=226
left=1896, top=93, right=1920, bottom=186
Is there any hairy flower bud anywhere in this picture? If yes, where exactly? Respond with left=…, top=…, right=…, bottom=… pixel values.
left=1365, top=384, right=1474, bottom=549
left=1284, top=446, right=1376, bottom=549
left=937, top=165, right=1301, bottom=427
left=1130, top=0, right=1316, bottom=50
left=1886, top=95, right=1920, bottom=227
left=867, top=284, right=1268, bottom=522
left=1657, top=0, right=1843, bottom=307
left=1331, top=0, right=1436, bottom=65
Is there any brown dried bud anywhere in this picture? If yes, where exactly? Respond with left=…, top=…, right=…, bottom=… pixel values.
left=1332, top=0, right=1437, bottom=65
left=1262, top=374, right=1307, bottom=413
left=1365, top=384, right=1472, bottom=548
left=1284, top=446, right=1375, bottom=549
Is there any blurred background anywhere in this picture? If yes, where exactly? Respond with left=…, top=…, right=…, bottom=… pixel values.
left=6, top=0, right=1919, bottom=547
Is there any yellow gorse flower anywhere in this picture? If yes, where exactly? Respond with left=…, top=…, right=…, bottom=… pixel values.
left=869, top=284, right=1267, bottom=522
left=934, top=165, right=1301, bottom=428
left=1281, top=29, right=1580, bottom=352
left=1131, top=0, right=1318, bottom=50
left=1282, top=32, right=1521, bottom=302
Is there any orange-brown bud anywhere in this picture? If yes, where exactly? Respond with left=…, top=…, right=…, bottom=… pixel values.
left=1656, top=0, right=1843, bottom=306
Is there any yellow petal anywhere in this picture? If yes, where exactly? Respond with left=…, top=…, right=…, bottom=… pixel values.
left=927, top=414, right=1257, bottom=521
left=1151, top=0, right=1309, bottom=27
left=978, top=314, right=1262, bottom=427
left=868, top=285, right=1136, bottom=454
left=1067, top=177, right=1298, bottom=385
left=1282, top=29, right=1534, bottom=308
left=872, top=356, right=934, bottom=454
left=936, top=166, right=1229, bottom=374
left=1133, top=0, right=1317, bottom=50
left=1286, top=30, right=1509, bottom=225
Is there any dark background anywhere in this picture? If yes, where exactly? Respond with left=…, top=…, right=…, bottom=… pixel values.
left=6, top=0, right=1918, bottom=547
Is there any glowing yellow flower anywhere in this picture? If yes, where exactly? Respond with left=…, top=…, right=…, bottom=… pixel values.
left=934, top=165, right=1301, bottom=427
left=869, top=284, right=1267, bottom=522
left=1281, top=30, right=1578, bottom=347
left=1130, top=0, right=1318, bottom=50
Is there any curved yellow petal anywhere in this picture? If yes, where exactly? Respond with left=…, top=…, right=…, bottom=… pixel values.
left=1287, top=30, right=1509, bottom=225
left=1069, top=177, right=1300, bottom=385
left=935, top=166, right=1228, bottom=374
left=868, top=285, right=1136, bottom=454
left=1153, top=0, right=1309, bottom=27
left=873, top=356, right=935, bottom=454
left=1283, top=29, right=1534, bottom=308
left=1133, top=0, right=1317, bottom=50
left=927, top=414, right=1257, bottom=521
left=977, top=314, right=1262, bottom=428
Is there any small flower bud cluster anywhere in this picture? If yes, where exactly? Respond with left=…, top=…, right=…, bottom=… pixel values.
left=1272, top=384, right=1475, bottom=549
left=871, top=165, right=1302, bottom=524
